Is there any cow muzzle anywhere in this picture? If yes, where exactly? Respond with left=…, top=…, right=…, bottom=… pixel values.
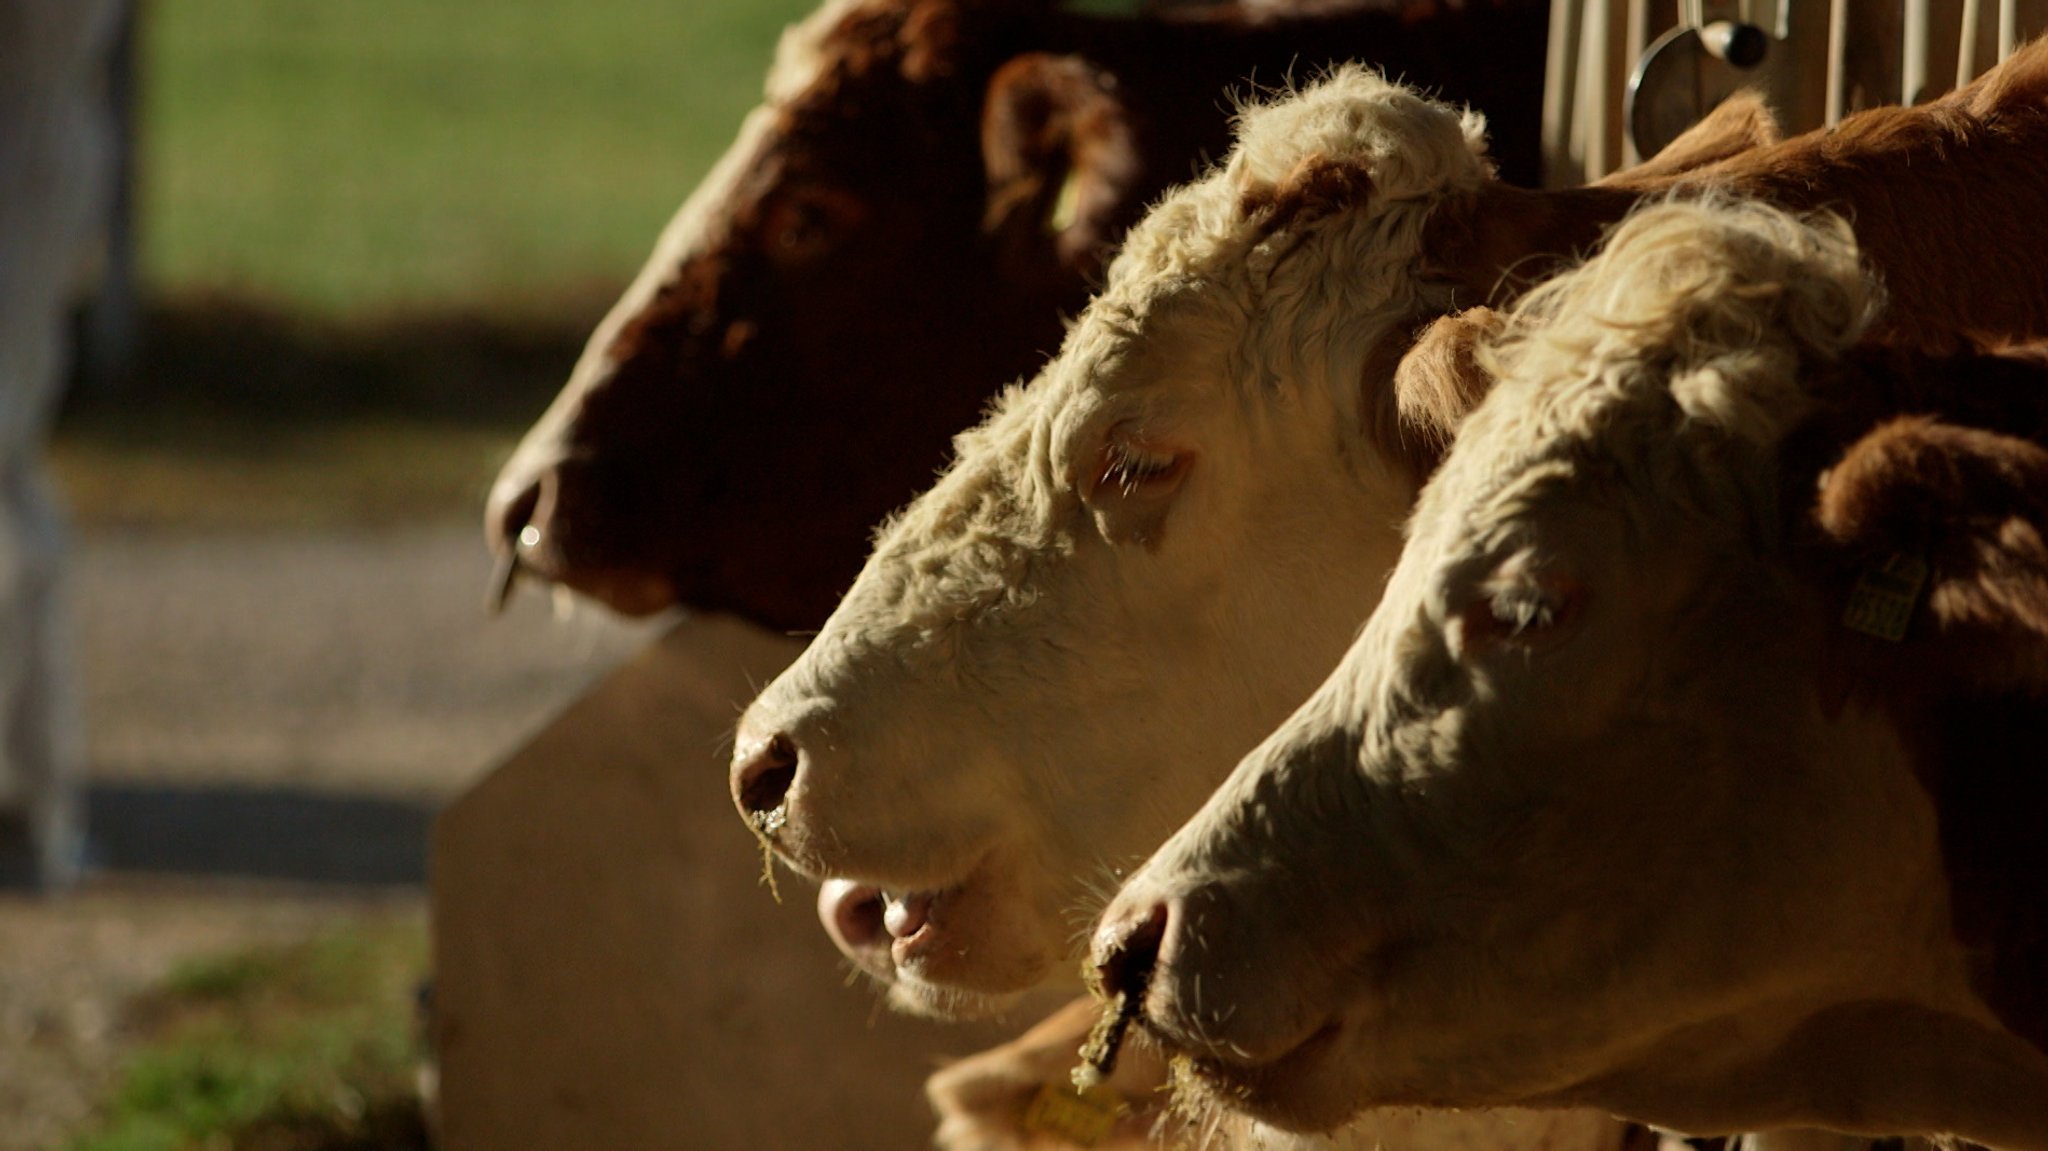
left=728, top=722, right=849, bottom=877
left=484, top=452, right=680, bottom=618
left=1092, top=879, right=1341, bottom=1084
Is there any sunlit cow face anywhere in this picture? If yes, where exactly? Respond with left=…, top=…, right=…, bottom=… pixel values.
left=731, top=67, right=1495, bottom=1017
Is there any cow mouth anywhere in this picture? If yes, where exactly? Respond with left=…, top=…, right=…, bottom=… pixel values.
left=815, top=853, right=1047, bottom=1016
left=819, top=875, right=972, bottom=978
left=487, top=536, right=681, bottom=618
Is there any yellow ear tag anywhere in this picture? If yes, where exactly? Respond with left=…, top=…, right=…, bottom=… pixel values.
left=1023, top=1079, right=1122, bottom=1146
left=1842, top=553, right=1929, bottom=642
left=1047, top=166, right=1084, bottom=236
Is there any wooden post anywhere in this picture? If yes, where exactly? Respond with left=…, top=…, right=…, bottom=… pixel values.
left=432, top=617, right=1028, bottom=1151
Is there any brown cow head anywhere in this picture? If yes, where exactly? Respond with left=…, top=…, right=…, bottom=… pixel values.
left=486, top=0, right=1146, bottom=628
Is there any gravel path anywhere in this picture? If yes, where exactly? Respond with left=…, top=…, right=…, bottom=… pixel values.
left=1, top=519, right=666, bottom=1148
left=76, top=520, right=662, bottom=799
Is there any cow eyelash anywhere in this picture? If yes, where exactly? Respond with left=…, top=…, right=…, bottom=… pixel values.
left=1487, top=586, right=1560, bottom=637
left=1097, top=441, right=1180, bottom=497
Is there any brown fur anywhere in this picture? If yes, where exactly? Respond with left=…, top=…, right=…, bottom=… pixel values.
left=1820, top=417, right=2048, bottom=658
left=1374, top=305, right=1502, bottom=481
left=1423, top=39, right=2048, bottom=350
left=1617, top=89, right=1783, bottom=180
left=1238, top=150, right=1379, bottom=234
left=1381, top=94, right=1790, bottom=478
left=1414, top=91, right=1786, bottom=305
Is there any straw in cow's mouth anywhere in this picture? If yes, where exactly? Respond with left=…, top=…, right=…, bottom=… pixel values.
left=1074, top=966, right=1148, bottom=1091
left=744, top=806, right=787, bottom=903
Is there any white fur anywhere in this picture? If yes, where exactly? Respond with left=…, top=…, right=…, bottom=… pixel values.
left=1101, top=200, right=2048, bottom=1148
left=739, top=67, right=1628, bottom=1151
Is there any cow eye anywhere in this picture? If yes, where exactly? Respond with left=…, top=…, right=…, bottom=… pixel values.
left=1454, top=565, right=1583, bottom=656
left=1097, top=430, right=1196, bottom=501
left=1096, top=439, right=1186, bottom=497
left=1083, top=428, right=1192, bottom=547
left=764, top=186, right=867, bottom=263
left=1488, top=587, right=1561, bottom=637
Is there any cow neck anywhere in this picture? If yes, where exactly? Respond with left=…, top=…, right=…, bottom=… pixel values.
left=1886, top=690, right=2048, bottom=1057
left=1689, top=46, right=2048, bottom=350
left=1783, top=347, right=2048, bottom=1059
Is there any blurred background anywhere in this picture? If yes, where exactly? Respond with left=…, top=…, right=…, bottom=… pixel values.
left=4, top=1, right=809, bottom=1146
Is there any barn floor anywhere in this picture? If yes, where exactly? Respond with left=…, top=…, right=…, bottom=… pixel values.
left=0, top=519, right=663, bottom=1149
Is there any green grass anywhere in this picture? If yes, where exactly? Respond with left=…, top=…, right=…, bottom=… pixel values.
left=68, top=916, right=431, bottom=1151
left=67, top=0, right=830, bottom=526
left=145, top=0, right=817, bottom=315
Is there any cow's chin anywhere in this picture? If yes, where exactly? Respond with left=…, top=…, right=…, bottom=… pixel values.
left=815, top=856, right=1063, bottom=1021
left=1167, top=1017, right=1362, bottom=1135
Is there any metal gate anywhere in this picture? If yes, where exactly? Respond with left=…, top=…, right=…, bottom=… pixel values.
left=1544, top=0, right=2048, bottom=185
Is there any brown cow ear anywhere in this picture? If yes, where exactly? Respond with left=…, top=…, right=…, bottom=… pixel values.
left=1379, top=307, right=1503, bottom=480
left=1235, top=151, right=1378, bottom=240
left=981, top=53, right=1141, bottom=285
left=1815, top=415, right=2048, bottom=688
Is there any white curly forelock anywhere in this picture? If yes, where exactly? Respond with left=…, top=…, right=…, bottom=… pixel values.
left=1477, top=196, right=1881, bottom=449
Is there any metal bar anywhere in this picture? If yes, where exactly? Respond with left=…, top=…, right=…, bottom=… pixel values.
left=1542, top=0, right=1586, bottom=186
left=1998, top=0, right=2018, bottom=58
left=1578, top=0, right=1614, bottom=177
left=1905, top=0, right=1932, bottom=102
left=1960, top=0, right=1983, bottom=80
left=1826, top=0, right=1851, bottom=122
left=1623, top=0, right=1652, bottom=166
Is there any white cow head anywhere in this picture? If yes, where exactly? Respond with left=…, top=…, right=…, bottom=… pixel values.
left=1093, top=199, right=2048, bottom=1144
left=731, top=66, right=1496, bottom=1017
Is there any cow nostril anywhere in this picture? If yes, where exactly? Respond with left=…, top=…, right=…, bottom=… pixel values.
left=734, top=733, right=801, bottom=818
left=483, top=479, right=544, bottom=614
left=488, top=477, right=544, bottom=556
left=1095, top=901, right=1169, bottom=1004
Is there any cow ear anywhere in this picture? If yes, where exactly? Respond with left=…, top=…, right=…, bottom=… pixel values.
left=1815, top=415, right=2048, bottom=690
left=981, top=53, right=1142, bottom=285
left=1235, top=151, right=1378, bottom=238
left=1376, top=307, right=1503, bottom=481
